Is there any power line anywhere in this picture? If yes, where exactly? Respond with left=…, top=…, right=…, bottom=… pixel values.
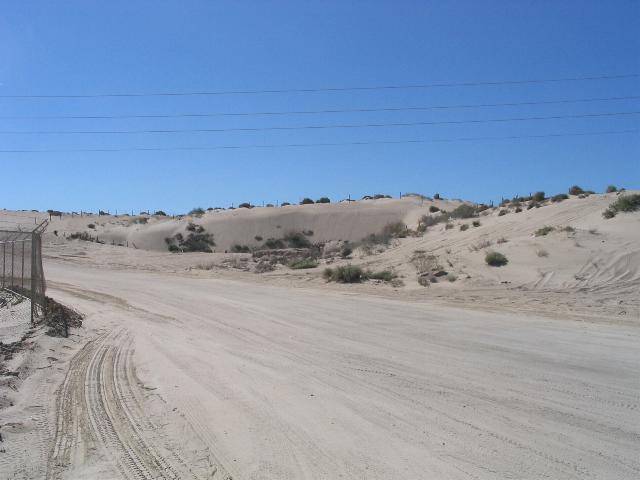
left=0, top=129, right=636, bottom=153
left=1, top=111, right=638, bottom=135
left=2, top=95, right=638, bottom=120
left=0, top=73, right=637, bottom=99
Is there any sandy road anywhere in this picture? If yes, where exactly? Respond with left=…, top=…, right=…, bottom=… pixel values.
left=44, top=261, right=640, bottom=480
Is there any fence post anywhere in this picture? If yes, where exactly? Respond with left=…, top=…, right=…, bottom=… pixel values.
left=2, top=243, right=5, bottom=288
left=11, top=242, right=14, bottom=288
left=31, top=233, right=36, bottom=324
left=21, top=241, right=25, bottom=289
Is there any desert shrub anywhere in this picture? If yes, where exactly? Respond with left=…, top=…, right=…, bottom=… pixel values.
left=417, top=213, right=449, bottom=233
left=238, top=202, right=253, bottom=209
left=366, top=270, right=397, bottom=282
left=255, top=261, right=276, bottom=273
left=323, top=264, right=364, bottom=283
left=189, top=207, right=205, bottom=216
left=602, top=194, right=640, bottom=218
left=154, top=210, right=167, bottom=216
left=284, top=231, right=312, bottom=248
left=410, top=251, right=440, bottom=274
left=263, top=238, right=286, bottom=249
left=434, top=193, right=441, bottom=200
left=288, top=258, right=318, bottom=269
left=515, top=207, right=522, bottom=213
left=535, top=226, right=555, bottom=237
left=459, top=224, right=469, bottom=231
left=561, top=226, right=575, bottom=233
left=472, top=220, right=480, bottom=227
left=316, top=197, right=331, bottom=203
left=166, top=225, right=215, bottom=252
left=281, top=202, right=291, bottom=206
left=551, top=193, right=569, bottom=202
left=606, top=185, right=617, bottom=193
left=536, top=249, right=549, bottom=257
left=98, top=210, right=108, bottom=216
left=498, top=209, right=508, bottom=216
left=300, top=198, right=315, bottom=205
left=68, top=232, right=94, bottom=241
left=445, top=223, right=454, bottom=230
left=340, top=246, right=353, bottom=258
left=470, top=239, right=492, bottom=251
left=429, top=205, right=440, bottom=213
left=418, top=276, right=430, bottom=287
left=568, top=185, right=584, bottom=196
left=533, top=191, right=545, bottom=202
left=87, top=223, right=95, bottom=229
left=450, top=204, right=476, bottom=219
left=302, top=230, right=314, bottom=237
left=485, top=251, right=508, bottom=267
left=231, top=244, right=251, bottom=253
left=135, top=217, right=148, bottom=224
left=363, top=222, right=408, bottom=246
left=496, top=237, right=508, bottom=244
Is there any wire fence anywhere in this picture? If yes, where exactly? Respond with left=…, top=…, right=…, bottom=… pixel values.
left=0, top=221, right=47, bottom=323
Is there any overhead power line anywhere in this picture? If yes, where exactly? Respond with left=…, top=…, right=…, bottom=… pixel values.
left=1, top=111, right=638, bottom=135
left=0, top=73, right=637, bottom=99
left=0, top=129, right=637, bottom=153
left=2, top=95, right=638, bottom=120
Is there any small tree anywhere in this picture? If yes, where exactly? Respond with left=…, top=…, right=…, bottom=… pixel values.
left=568, top=185, right=584, bottom=196
left=300, top=198, right=315, bottom=205
left=606, top=185, right=617, bottom=193
left=316, top=197, right=331, bottom=204
left=532, top=191, right=545, bottom=202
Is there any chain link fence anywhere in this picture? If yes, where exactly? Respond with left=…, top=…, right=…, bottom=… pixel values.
left=0, top=221, right=47, bottom=324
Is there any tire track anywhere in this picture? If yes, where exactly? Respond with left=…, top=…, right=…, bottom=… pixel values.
left=47, top=328, right=205, bottom=479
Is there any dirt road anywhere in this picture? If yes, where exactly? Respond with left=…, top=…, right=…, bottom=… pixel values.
left=43, top=261, right=640, bottom=479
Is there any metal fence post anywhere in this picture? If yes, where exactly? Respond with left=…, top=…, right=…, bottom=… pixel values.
left=2, top=243, right=5, bottom=288
left=21, top=241, right=25, bottom=289
left=31, top=233, right=36, bottom=324
left=11, top=241, right=14, bottom=288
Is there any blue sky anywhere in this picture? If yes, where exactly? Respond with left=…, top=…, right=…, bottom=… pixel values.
left=0, top=1, right=638, bottom=214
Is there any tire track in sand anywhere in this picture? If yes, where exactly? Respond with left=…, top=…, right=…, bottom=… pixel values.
left=47, top=327, right=206, bottom=479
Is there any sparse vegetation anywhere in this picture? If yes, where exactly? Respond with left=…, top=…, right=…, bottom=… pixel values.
left=450, top=203, right=477, bottom=219
left=288, top=258, right=318, bottom=269
left=255, top=261, right=276, bottom=273
left=532, top=191, right=545, bottom=202
left=561, top=226, right=575, bottom=233
left=238, top=202, right=253, bottom=209
left=166, top=224, right=215, bottom=252
left=316, top=197, right=331, bottom=203
left=485, top=251, right=508, bottom=267
left=536, top=249, right=549, bottom=257
left=263, top=238, right=286, bottom=249
left=323, top=264, right=364, bottom=283
left=535, top=226, right=555, bottom=237
left=366, top=270, right=397, bottom=282
left=551, top=193, right=569, bottom=203
left=497, top=237, right=508, bottom=244
left=515, top=207, right=522, bottom=213
left=284, top=231, right=312, bottom=248
left=470, top=239, right=492, bottom=251
left=281, top=202, right=291, bottom=206
left=498, top=209, right=508, bottom=216
left=87, top=223, right=95, bottom=229
left=602, top=194, right=640, bottom=219
left=154, top=210, right=167, bottom=216
left=189, top=207, right=206, bottom=216
left=568, top=185, right=584, bottom=196
left=300, top=198, right=315, bottom=205
left=254, top=235, right=263, bottom=242
left=340, top=245, right=353, bottom=258
left=445, top=223, right=454, bottom=230
left=459, top=224, right=469, bottom=231
left=472, top=220, right=480, bottom=227
left=230, top=244, right=251, bottom=253
left=429, top=205, right=440, bottom=213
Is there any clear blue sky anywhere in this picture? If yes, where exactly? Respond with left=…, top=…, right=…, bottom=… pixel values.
left=1, top=1, right=638, bottom=214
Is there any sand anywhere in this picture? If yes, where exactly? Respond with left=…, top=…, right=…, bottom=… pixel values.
left=1, top=192, right=639, bottom=479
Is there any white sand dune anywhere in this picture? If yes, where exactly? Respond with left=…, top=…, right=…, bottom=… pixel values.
left=1, top=191, right=639, bottom=479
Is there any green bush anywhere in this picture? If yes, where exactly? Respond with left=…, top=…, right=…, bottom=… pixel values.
left=602, top=194, right=640, bottom=218
left=264, top=238, right=286, bottom=249
left=300, top=198, right=315, bottom=205
left=288, top=258, right=318, bottom=269
left=284, top=231, right=312, bottom=248
left=323, top=264, right=364, bottom=283
left=606, top=185, right=617, bottom=193
left=569, top=185, right=584, bottom=196
left=316, top=197, right=331, bottom=203
left=459, top=224, right=469, bottom=231
left=472, top=220, right=480, bottom=227
left=551, top=193, right=569, bottom=203
left=166, top=225, right=215, bottom=252
left=154, top=210, right=167, bottom=216
left=535, top=226, right=555, bottom=237
left=231, top=244, right=251, bottom=253
left=238, top=202, right=253, bottom=209
left=340, top=246, right=353, bottom=258
left=515, top=207, right=522, bottom=213
left=445, top=223, right=454, bottom=230
left=450, top=204, right=477, bottom=219
left=429, top=205, right=440, bottom=213
left=498, top=209, right=508, bottom=216
left=87, top=223, right=95, bottom=229
left=533, top=191, right=545, bottom=202
left=189, top=207, right=205, bottom=216
left=366, top=270, right=397, bottom=282
left=485, top=251, right=508, bottom=267
left=254, top=235, right=263, bottom=241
